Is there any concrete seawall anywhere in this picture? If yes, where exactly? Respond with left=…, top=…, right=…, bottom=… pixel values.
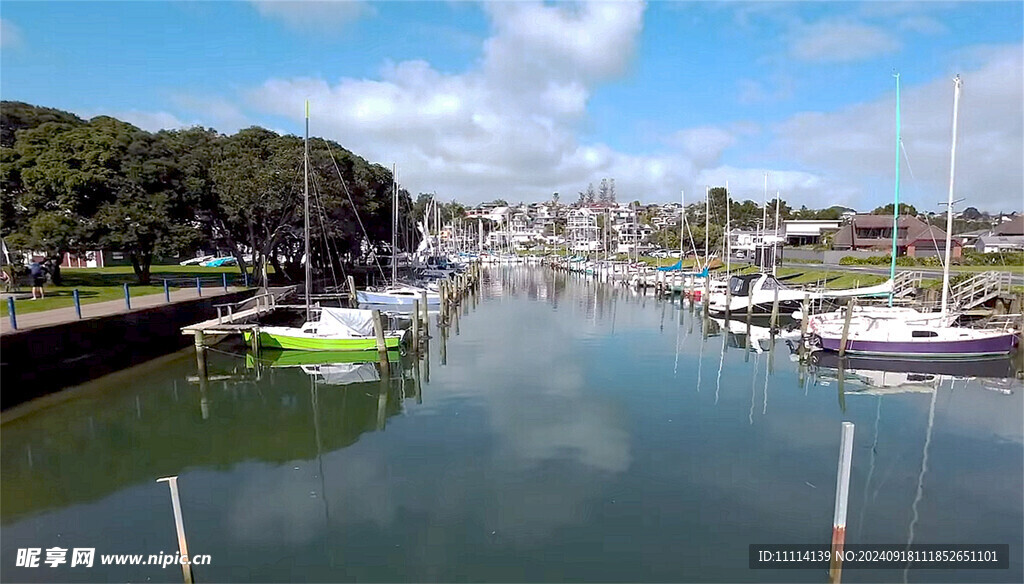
left=0, top=290, right=254, bottom=409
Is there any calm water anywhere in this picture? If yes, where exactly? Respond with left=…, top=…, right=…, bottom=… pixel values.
left=2, top=268, right=1022, bottom=583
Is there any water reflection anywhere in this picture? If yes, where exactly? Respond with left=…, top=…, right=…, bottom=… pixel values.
left=1, top=266, right=1021, bottom=582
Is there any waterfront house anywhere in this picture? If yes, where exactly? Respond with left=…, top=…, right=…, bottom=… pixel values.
left=831, top=214, right=959, bottom=258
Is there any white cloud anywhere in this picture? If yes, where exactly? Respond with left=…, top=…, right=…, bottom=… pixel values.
left=245, top=1, right=663, bottom=203
left=1, top=18, right=23, bottom=49
left=250, top=0, right=372, bottom=33
left=898, top=15, right=948, bottom=35
left=735, top=75, right=794, bottom=105
left=96, top=110, right=190, bottom=132
left=789, top=21, right=901, bottom=63
left=771, top=44, right=1023, bottom=211
left=171, top=94, right=253, bottom=133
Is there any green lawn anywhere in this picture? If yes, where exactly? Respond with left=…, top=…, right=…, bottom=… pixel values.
left=2, top=265, right=251, bottom=317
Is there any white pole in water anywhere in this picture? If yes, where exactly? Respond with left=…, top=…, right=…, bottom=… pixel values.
left=830, top=422, right=856, bottom=583
left=940, top=75, right=962, bottom=320
left=157, top=476, right=194, bottom=583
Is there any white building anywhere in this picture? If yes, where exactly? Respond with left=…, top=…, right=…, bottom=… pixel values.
left=567, top=208, right=601, bottom=252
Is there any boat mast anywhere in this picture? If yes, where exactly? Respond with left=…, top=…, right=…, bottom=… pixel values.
left=679, top=189, right=685, bottom=264
left=888, top=73, right=901, bottom=307
left=761, top=173, right=768, bottom=272
left=391, top=163, right=398, bottom=284
left=304, top=100, right=311, bottom=321
left=704, top=186, right=709, bottom=270
left=725, top=180, right=731, bottom=276
left=940, top=75, right=963, bottom=319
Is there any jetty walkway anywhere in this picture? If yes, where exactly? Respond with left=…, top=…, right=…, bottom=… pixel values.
left=1, top=287, right=245, bottom=334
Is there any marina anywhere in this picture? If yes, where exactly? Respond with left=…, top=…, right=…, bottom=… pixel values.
left=1, top=2, right=1022, bottom=582
left=1, top=266, right=1021, bottom=582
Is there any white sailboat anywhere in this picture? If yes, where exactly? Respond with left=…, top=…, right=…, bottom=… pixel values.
left=248, top=101, right=407, bottom=351
left=809, top=75, right=1019, bottom=358
left=357, top=169, right=441, bottom=306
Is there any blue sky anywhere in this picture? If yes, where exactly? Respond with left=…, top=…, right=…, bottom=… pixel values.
left=2, top=1, right=1022, bottom=211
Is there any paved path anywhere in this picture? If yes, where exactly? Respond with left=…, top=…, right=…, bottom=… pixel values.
left=1, top=287, right=245, bottom=334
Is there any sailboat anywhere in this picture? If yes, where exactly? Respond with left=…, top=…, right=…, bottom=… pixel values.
left=809, top=75, right=1019, bottom=358
left=246, top=102, right=407, bottom=351
left=356, top=177, right=441, bottom=306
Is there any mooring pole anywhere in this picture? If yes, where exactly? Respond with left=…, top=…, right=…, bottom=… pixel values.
left=830, top=422, right=856, bottom=584
left=839, top=299, right=856, bottom=357
left=420, top=290, right=429, bottom=336
left=347, top=275, right=357, bottom=308
left=7, top=297, right=17, bottom=330
left=222, top=273, right=228, bottom=291
left=770, top=286, right=780, bottom=332
left=412, top=299, right=421, bottom=350
left=196, top=277, right=202, bottom=297
left=799, top=292, right=810, bottom=359
left=73, top=289, right=82, bottom=319
left=123, top=283, right=131, bottom=310
left=371, top=309, right=388, bottom=364
left=156, top=476, right=194, bottom=584
left=164, top=279, right=171, bottom=303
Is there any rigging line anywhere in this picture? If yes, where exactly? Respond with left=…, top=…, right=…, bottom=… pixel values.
left=308, top=169, right=341, bottom=293
left=322, top=138, right=387, bottom=280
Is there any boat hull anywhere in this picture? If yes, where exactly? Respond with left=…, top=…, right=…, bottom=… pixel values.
left=245, top=330, right=403, bottom=351
left=356, top=290, right=440, bottom=305
left=815, top=332, right=1019, bottom=358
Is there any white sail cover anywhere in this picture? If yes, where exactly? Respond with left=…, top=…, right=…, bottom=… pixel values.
left=317, top=307, right=376, bottom=337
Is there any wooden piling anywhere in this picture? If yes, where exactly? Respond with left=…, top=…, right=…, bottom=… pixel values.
left=770, top=285, right=780, bottom=332
left=371, top=309, right=388, bottom=363
left=347, top=275, right=357, bottom=307
left=420, top=290, right=429, bottom=336
left=839, top=299, right=856, bottom=357
left=829, top=422, right=856, bottom=584
left=194, top=332, right=207, bottom=380
left=412, top=299, right=421, bottom=349
left=799, top=292, right=810, bottom=359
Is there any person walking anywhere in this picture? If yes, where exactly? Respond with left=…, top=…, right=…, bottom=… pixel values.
left=29, top=257, right=48, bottom=300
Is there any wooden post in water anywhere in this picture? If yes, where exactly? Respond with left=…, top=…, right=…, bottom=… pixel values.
left=73, top=289, right=82, bottom=319
left=746, top=286, right=753, bottom=324
left=156, top=476, right=194, bottom=584
left=371, top=309, right=388, bottom=365
left=7, top=297, right=16, bottom=330
left=196, top=276, right=202, bottom=297
left=724, top=277, right=732, bottom=320
left=799, top=293, right=810, bottom=359
left=194, top=332, right=207, bottom=380
left=346, top=275, right=357, bottom=307
left=124, top=283, right=131, bottom=310
left=770, top=285, right=780, bottom=332
left=412, top=299, right=421, bottom=350
left=829, top=422, right=856, bottom=584
left=839, top=299, right=856, bottom=357
left=420, top=290, right=429, bottom=336
left=164, top=279, right=171, bottom=303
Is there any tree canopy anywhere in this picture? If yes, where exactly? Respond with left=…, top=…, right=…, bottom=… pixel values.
left=0, top=102, right=408, bottom=284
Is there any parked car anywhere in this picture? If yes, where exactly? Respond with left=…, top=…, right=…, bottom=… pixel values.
left=201, top=256, right=237, bottom=267
left=180, top=255, right=215, bottom=266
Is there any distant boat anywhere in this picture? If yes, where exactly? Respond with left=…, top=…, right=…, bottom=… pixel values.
left=706, top=272, right=892, bottom=315
left=357, top=285, right=440, bottom=306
